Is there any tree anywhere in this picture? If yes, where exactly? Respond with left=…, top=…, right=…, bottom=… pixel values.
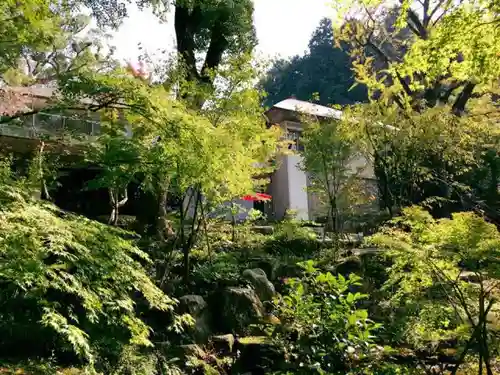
left=86, top=134, right=141, bottom=225
left=52, top=55, right=279, bottom=281
left=1, top=1, right=116, bottom=86
left=133, top=55, right=279, bottom=280
left=0, top=156, right=190, bottom=368
left=335, top=0, right=500, bottom=114
left=300, top=116, right=372, bottom=233
left=259, top=18, right=368, bottom=107
left=333, top=0, right=500, bottom=222
left=0, top=0, right=62, bottom=76
left=369, top=206, right=500, bottom=374
left=77, top=1, right=260, bottom=246
left=342, top=102, right=499, bottom=218
left=82, top=0, right=256, bottom=106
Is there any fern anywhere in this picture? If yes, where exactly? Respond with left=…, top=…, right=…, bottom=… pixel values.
left=0, top=175, right=179, bottom=364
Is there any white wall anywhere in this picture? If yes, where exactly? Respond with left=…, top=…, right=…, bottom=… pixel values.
left=268, top=155, right=289, bottom=220
left=286, top=154, right=309, bottom=220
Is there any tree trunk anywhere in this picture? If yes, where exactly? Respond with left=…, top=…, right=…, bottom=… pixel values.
left=182, top=188, right=201, bottom=283
left=108, top=187, right=128, bottom=226
left=156, top=180, right=174, bottom=240
left=36, top=141, right=52, bottom=201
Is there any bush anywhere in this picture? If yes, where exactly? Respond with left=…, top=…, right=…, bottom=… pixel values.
left=264, top=260, right=382, bottom=374
left=265, top=217, right=320, bottom=257
left=0, top=180, right=188, bottom=367
left=368, top=206, right=500, bottom=372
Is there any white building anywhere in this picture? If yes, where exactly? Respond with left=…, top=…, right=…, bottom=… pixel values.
left=183, top=98, right=377, bottom=222
left=263, top=98, right=376, bottom=221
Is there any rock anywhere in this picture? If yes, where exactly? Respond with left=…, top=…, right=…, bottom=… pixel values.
left=179, top=295, right=207, bottom=314
left=251, top=258, right=275, bottom=281
left=458, top=271, right=482, bottom=283
left=220, top=287, right=265, bottom=333
left=234, top=336, right=282, bottom=374
left=251, top=225, right=274, bottom=235
left=210, top=334, right=235, bottom=354
left=178, top=295, right=211, bottom=343
left=335, top=256, right=363, bottom=276
left=242, top=268, right=276, bottom=302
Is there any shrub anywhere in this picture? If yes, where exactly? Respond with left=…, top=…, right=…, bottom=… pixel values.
left=368, top=206, right=500, bottom=373
left=0, top=180, right=189, bottom=367
left=265, top=216, right=320, bottom=257
left=264, top=260, right=382, bottom=374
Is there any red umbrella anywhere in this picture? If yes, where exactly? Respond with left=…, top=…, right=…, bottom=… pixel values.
left=241, top=193, right=272, bottom=201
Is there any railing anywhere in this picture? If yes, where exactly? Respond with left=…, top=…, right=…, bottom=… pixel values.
left=0, top=112, right=100, bottom=139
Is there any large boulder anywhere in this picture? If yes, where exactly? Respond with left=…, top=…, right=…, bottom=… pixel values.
left=251, top=225, right=274, bottom=235
left=242, top=268, right=276, bottom=302
left=233, top=336, right=283, bottom=374
left=219, top=287, right=265, bottom=333
left=210, top=334, right=235, bottom=354
left=334, top=256, right=363, bottom=276
left=178, top=294, right=211, bottom=343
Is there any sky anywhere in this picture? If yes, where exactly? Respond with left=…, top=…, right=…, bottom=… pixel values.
left=110, top=0, right=334, bottom=64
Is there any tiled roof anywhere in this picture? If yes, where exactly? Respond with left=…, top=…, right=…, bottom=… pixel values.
left=0, top=86, right=56, bottom=116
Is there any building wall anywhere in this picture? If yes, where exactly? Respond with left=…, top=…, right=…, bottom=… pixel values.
left=285, top=154, right=309, bottom=220
left=266, top=108, right=378, bottom=222
left=268, top=155, right=289, bottom=219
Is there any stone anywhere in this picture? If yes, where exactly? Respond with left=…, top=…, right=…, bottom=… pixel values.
left=234, top=336, right=282, bottom=374
left=251, top=225, right=274, bottom=235
left=242, top=268, right=276, bottom=302
left=220, top=287, right=265, bottom=333
left=179, top=295, right=207, bottom=314
left=335, top=256, right=363, bottom=276
left=210, top=334, right=235, bottom=354
left=458, top=271, right=482, bottom=283
left=178, top=295, right=211, bottom=343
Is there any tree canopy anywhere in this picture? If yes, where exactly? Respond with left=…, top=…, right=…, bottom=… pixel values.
left=335, top=0, right=500, bottom=114
left=333, top=0, right=500, bottom=222
left=259, top=18, right=368, bottom=108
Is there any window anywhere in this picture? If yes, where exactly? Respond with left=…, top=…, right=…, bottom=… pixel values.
left=286, top=128, right=303, bottom=151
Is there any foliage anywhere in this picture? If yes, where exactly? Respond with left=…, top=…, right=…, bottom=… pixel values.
left=102, top=345, right=185, bottom=375
left=0, top=160, right=189, bottom=367
left=334, top=0, right=500, bottom=114
left=83, top=0, right=257, bottom=108
left=85, top=131, right=142, bottom=225
left=368, top=206, right=500, bottom=373
left=0, top=0, right=63, bottom=77
left=259, top=18, right=368, bottom=107
left=265, top=260, right=382, bottom=374
left=301, top=116, right=375, bottom=233
left=0, top=1, right=116, bottom=85
left=342, top=102, right=499, bottom=218
left=191, top=251, right=243, bottom=291
left=265, top=213, right=321, bottom=257
left=332, top=0, right=500, bottom=223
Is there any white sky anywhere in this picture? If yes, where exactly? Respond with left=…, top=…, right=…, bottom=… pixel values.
left=110, top=0, right=334, bottom=64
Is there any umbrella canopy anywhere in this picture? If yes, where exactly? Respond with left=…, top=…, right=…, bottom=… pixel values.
left=241, top=193, right=272, bottom=202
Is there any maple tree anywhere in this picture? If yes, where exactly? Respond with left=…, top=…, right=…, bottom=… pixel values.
left=332, top=0, right=500, bottom=221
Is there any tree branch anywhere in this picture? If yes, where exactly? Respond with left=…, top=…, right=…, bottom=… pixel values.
left=407, top=8, right=428, bottom=39
left=452, top=81, right=476, bottom=115
left=174, top=6, right=200, bottom=83
left=200, top=23, right=229, bottom=84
